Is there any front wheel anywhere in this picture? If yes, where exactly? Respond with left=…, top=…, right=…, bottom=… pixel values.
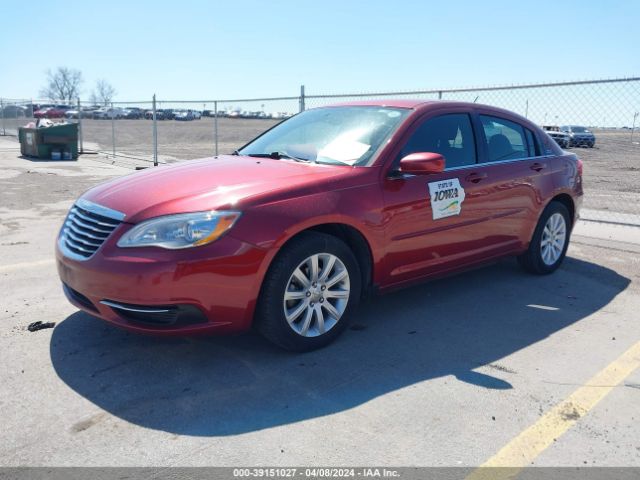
left=256, top=232, right=361, bottom=351
left=518, top=201, right=571, bottom=275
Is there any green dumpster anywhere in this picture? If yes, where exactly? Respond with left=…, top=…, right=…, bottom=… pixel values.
left=18, top=123, right=79, bottom=160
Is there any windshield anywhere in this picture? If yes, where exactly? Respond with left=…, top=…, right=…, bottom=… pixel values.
left=238, top=106, right=411, bottom=166
left=571, top=126, right=590, bottom=133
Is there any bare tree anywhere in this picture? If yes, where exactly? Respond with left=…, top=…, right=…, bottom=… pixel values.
left=89, top=91, right=100, bottom=106
left=40, top=67, right=83, bottom=104
left=92, top=79, right=117, bottom=106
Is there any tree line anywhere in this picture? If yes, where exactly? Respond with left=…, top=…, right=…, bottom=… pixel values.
left=40, top=66, right=117, bottom=106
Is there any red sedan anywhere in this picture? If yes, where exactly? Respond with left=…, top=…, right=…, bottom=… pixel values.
left=56, top=100, right=583, bottom=351
left=34, top=106, right=69, bottom=119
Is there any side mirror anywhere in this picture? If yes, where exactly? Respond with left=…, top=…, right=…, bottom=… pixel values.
left=399, top=152, right=445, bottom=175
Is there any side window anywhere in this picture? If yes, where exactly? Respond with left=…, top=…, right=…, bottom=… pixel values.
left=480, top=115, right=530, bottom=162
left=400, top=113, right=476, bottom=169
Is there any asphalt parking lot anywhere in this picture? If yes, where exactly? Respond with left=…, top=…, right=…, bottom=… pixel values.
left=1, top=135, right=639, bottom=468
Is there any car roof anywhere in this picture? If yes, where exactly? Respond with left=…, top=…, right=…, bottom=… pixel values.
left=322, top=99, right=435, bottom=109
left=318, top=99, right=535, bottom=123
left=319, top=99, right=521, bottom=115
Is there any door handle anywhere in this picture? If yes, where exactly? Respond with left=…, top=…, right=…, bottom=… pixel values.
left=530, top=162, right=547, bottom=172
left=465, top=172, right=488, bottom=183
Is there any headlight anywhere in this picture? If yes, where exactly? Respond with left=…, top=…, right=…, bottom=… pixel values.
left=117, top=211, right=241, bottom=249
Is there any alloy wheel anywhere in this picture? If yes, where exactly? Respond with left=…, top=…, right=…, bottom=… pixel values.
left=283, top=253, right=350, bottom=337
left=541, top=212, right=567, bottom=266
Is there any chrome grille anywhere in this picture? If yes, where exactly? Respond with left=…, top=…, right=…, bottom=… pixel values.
left=60, top=200, right=125, bottom=260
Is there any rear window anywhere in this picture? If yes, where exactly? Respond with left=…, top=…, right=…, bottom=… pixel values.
left=480, top=115, right=532, bottom=162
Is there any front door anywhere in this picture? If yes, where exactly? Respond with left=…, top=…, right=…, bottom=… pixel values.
left=380, top=111, right=509, bottom=287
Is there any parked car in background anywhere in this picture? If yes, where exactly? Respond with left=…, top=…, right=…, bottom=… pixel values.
left=93, top=107, right=109, bottom=119
left=2, top=105, right=27, bottom=117
left=57, top=100, right=583, bottom=351
left=94, top=107, right=125, bottom=119
left=34, top=107, right=53, bottom=119
left=24, top=104, right=48, bottom=116
left=122, top=107, right=144, bottom=119
left=81, top=106, right=101, bottom=118
left=144, top=109, right=167, bottom=120
left=192, top=110, right=202, bottom=120
left=542, top=125, right=570, bottom=148
left=55, top=105, right=73, bottom=117
left=65, top=106, right=98, bottom=119
left=64, top=109, right=80, bottom=119
left=175, top=110, right=195, bottom=121
left=142, top=109, right=165, bottom=120
left=560, top=125, right=596, bottom=147
left=34, top=105, right=70, bottom=119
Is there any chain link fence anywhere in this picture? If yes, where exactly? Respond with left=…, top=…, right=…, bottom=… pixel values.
left=2, top=77, right=639, bottom=222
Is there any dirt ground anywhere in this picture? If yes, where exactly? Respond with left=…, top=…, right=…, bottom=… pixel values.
left=3, top=116, right=639, bottom=216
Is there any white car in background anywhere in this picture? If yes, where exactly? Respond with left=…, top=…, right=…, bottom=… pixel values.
left=64, top=109, right=80, bottom=119
left=93, top=107, right=125, bottom=119
left=542, top=125, right=571, bottom=149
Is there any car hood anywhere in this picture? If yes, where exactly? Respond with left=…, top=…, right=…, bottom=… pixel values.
left=82, top=155, right=358, bottom=223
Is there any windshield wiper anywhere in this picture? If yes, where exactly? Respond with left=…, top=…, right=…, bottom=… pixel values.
left=272, top=151, right=313, bottom=163
left=239, top=151, right=313, bottom=163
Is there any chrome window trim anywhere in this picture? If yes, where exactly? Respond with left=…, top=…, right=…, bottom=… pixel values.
left=76, top=198, right=126, bottom=222
left=389, top=154, right=555, bottom=179
left=444, top=154, right=555, bottom=172
left=99, top=300, right=172, bottom=314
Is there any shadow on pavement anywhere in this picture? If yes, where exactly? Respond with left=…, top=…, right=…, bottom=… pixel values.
left=50, top=257, right=630, bottom=436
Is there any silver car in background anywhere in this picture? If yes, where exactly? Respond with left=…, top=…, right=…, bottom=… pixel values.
left=560, top=125, right=596, bottom=148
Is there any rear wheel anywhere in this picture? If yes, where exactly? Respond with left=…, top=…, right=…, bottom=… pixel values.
left=518, top=201, right=571, bottom=275
left=256, top=232, right=361, bottom=351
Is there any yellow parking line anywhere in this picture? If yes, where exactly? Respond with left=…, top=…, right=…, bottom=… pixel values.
left=467, top=340, right=640, bottom=480
left=0, top=259, right=55, bottom=273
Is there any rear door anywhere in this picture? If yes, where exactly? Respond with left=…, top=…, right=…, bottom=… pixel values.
left=475, top=112, right=556, bottom=248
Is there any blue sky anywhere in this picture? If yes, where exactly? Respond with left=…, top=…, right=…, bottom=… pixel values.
left=1, top=0, right=638, bottom=102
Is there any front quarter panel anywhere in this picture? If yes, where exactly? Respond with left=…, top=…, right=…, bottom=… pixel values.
left=230, top=178, right=386, bottom=286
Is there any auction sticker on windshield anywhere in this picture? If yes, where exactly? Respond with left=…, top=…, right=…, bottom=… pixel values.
left=428, top=178, right=466, bottom=220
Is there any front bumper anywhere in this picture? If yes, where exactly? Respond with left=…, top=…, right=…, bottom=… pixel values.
left=56, top=231, right=269, bottom=335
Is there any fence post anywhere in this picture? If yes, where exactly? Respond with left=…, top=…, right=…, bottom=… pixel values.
left=438, top=91, right=442, bottom=100
left=111, top=101, right=116, bottom=157
left=214, top=100, right=218, bottom=156
left=299, top=85, right=305, bottom=112
left=1, top=99, right=5, bottom=136
left=152, top=94, right=158, bottom=166
left=77, top=98, right=83, bottom=154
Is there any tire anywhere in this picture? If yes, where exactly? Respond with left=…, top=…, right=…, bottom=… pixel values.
left=518, top=201, right=572, bottom=275
left=256, top=232, right=361, bottom=351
